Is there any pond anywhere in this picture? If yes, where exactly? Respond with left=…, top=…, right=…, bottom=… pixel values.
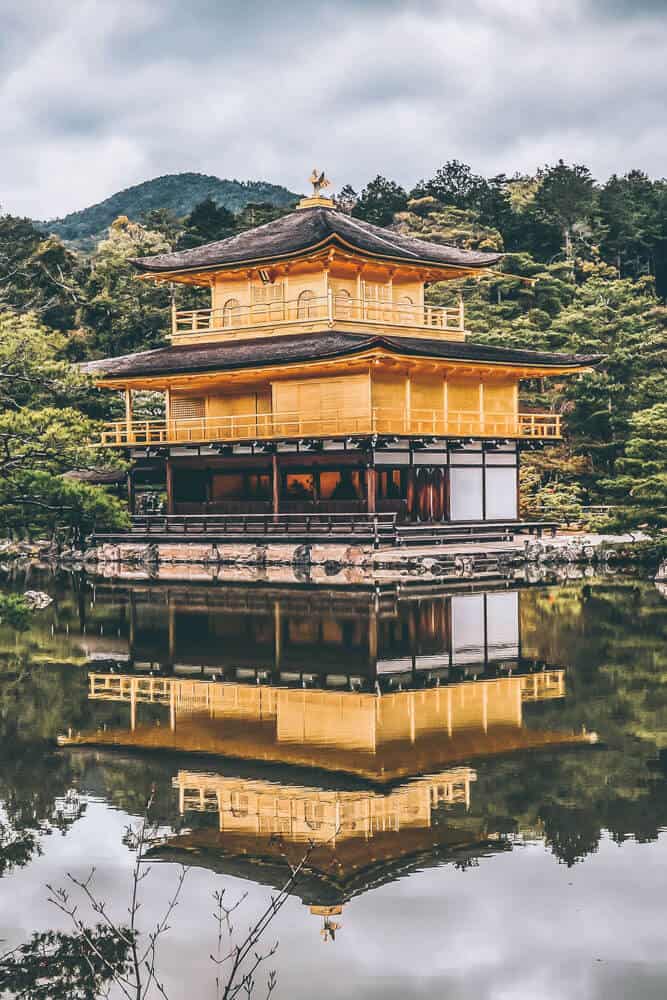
left=1, top=571, right=666, bottom=999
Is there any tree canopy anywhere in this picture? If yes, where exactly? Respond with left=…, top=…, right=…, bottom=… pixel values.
left=0, top=312, right=128, bottom=542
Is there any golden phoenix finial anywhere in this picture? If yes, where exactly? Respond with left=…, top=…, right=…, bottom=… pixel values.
left=309, top=169, right=331, bottom=198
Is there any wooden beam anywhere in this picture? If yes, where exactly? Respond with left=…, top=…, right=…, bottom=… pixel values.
left=124, top=388, right=132, bottom=440
left=165, top=460, right=174, bottom=515
left=272, top=452, right=280, bottom=515
left=366, top=466, right=377, bottom=514
left=126, top=470, right=135, bottom=515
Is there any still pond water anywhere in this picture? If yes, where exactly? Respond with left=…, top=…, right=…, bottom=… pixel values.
left=1, top=571, right=667, bottom=998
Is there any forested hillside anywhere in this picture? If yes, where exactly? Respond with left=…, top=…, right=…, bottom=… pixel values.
left=38, top=172, right=300, bottom=247
left=0, top=158, right=665, bottom=538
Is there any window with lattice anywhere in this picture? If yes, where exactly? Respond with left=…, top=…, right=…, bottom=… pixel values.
left=362, top=281, right=391, bottom=301
left=251, top=281, right=284, bottom=303
left=170, top=397, right=205, bottom=421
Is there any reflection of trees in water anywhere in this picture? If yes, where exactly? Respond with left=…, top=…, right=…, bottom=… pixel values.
left=471, top=580, right=667, bottom=865
left=0, top=824, right=39, bottom=878
left=0, top=924, right=134, bottom=1000
left=0, top=655, right=84, bottom=875
left=1, top=792, right=309, bottom=1000
left=2, top=579, right=667, bottom=878
left=540, top=804, right=602, bottom=867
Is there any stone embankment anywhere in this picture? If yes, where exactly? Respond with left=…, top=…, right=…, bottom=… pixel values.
left=0, top=540, right=86, bottom=566
left=1, top=533, right=658, bottom=587
left=84, top=532, right=648, bottom=585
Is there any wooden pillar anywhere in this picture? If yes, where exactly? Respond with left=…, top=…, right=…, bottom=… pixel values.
left=274, top=600, right=282, bottom=671
left=165, top=460, right=174, bottom=515
left=168, top=598, right=175, bottom=666
left=442, top=466, right=450, bottom=522
left=130, top=682, right=136, bottom=732
left=126, top=469, right=135, bottom=515
left=124, top=388, right=132, bottom=443
left=405, top=375, right=411, bottom=434
left=479, top=380, right=485, bottom=436
left=271, top=452, right=280, bottom=515
left=127, top=589, right=136, bottom=666
left=365, top=466, right=377, bottom=514
left=170, top=283, right=177, bottom=336
left=368, top=606, right=378, bottom=672
left=406, top=467, right=417, bottom=522
left=164, top=389, right=171, bottom=440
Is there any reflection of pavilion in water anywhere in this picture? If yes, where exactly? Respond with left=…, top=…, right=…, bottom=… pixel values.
left=150, top=767, right=483, bottom=934
left=63, top=583, right=596, bottom=935
left=91, top=586, right=547, bottom=689
left=72, top=670, right=576, bottom=782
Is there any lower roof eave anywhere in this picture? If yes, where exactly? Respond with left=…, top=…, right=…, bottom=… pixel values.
left=88, top=333, right=601, bottom=388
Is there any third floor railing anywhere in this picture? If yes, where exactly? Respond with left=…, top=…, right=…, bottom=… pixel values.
left=173, top=294, right=465, bottom=337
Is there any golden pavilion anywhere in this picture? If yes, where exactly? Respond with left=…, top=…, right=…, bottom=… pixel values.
left=87, top=176, right=597, bottom=525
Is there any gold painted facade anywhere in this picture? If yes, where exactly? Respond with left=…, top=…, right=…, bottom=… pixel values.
left=173, top=767, right=474, bottom=844
left=61, top=670, right=592, bottom=783
left=100, top=359, right=561, bottom=446
left=93, top=203, right=586, bottom=448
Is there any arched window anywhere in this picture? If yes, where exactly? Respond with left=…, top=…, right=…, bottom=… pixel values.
left=334, top=288, right=352, bottom=318
left=222, top=298, right=240, bottom=327
left=297, top=289, right=316, bottom=319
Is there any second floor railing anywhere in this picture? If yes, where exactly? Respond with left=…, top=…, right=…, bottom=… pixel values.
left=173, top=294, right=465, bottom=336
left=98, top=407, right=561, bottom=446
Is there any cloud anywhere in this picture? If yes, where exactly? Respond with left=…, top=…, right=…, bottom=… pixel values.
left=0, top=0, right=665, bottom=218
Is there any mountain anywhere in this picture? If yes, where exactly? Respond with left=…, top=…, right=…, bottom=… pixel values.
left=38, top=172, right=301, bottom=246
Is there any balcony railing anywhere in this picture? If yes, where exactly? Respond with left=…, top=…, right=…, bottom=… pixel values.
left=173, top=294, right=464, bottom=337
left=98, top=407, right=561, bottom=446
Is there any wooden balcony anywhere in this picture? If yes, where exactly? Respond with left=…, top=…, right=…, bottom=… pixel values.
left=98, top=407, right=561, bottom=447
left=172, top=294, right=465, bottom=340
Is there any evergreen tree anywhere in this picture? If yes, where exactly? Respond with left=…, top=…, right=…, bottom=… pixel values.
left=598, top=171, right=667, bottom=295
left=0, top=214, right=85, bottom=330
left=352, top=176, right=408, bottom=227
left=334, top=183, right=358, bottom=214
left=605, top=403, right=667, bottom=531
left=177, top=197, right=236, bottom=248
left=0, top=312, right=127, bottom=541
left=532, top=160, right=596, bottom=260
left=412, top=159, right=489, bottom=209
left=81, top=216, right=171, bottom=357
left=234, top=201, right=289, bottom=231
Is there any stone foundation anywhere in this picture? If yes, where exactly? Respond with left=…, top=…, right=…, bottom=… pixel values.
left=80, top=531, right=656, bottom=586
left=92, top=540, right=374, bottom=571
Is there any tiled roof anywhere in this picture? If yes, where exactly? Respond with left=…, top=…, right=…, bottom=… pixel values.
left=131, top=206, right=502, bottom=274
left=84, top=331, right=601, bottom=380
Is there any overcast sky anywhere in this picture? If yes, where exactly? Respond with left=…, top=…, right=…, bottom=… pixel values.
left=2, top=0, right=666, bottom=220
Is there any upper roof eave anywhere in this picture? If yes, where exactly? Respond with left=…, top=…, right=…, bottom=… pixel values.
left=130, top=233, right=500, bottom=279
left=129, top=206, right=503, bottom=277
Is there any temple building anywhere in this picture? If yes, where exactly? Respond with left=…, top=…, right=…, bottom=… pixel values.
left=87, top=176, right=597, bottom=524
